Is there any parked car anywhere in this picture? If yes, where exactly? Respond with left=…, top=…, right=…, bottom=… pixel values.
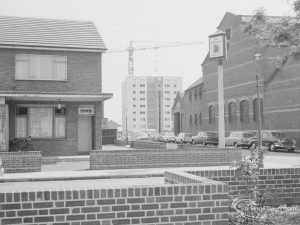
left=204, top=132, right=219, bottom=146
left=153, top=133, right=164, bottom=142
left=191, top=131, right=208, bottom=145
left=175, top=133, right=193, bottom=144
left=239, top=131, right=257, bottom=148
left=249, top=131, right=296, bottom=152
left=225, top=131, right=246, bottom=147
left=131, top=132, right=149, bottom=141
left=162, top=132, right=176, bottom=143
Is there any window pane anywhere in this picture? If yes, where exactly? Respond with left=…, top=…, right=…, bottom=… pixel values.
left=29, top=108, right=53, bottom=138
left=228, top=102, right=236, bottom=124
left=16, top=117, right=27, bottom=138
left=54, top=62, right=67, bottom=80
left=55, top=108, right=66, bottom=115
left=16, top=54, right=67, bottom=80
left=55, top=117, right=66, bottom=138
left=16, top=107, right=28, bottom=116
left=16, top=60, right=28, bottom=79
left=240, top=100, right=249, bottom=123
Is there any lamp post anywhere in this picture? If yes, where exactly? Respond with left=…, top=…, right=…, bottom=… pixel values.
left=254, top=52, right=263, bottom=166
left=209, top=31, right=227, bottom=148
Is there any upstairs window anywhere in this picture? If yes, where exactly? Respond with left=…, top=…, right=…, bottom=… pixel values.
left=225, top=28, right=232, bottom=51
left=194, top=114, right=198, bottom=126
left=209, top=105, right=215, bottom=125
left=253, top=98, right=264, bottom=122
left=16, top=54, right=67, bottom=81
left=240, top=100, right=249, bottom=123
left=199, top=112, right=202, bottom=125
left=225, top=28, right=231, bottom=40
left=199, top=87, right=203, bottom=99
left=228, top=102, right=237, bottom=124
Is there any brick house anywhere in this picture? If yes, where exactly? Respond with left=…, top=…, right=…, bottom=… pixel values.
left=172, top=78, right=203, bottom=136
left=0, top=15, right=112, bottom=156
left=173, top=12, right=300, bottom=145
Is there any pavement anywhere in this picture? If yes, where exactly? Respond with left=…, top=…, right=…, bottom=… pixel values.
left=1, top=145, right=300, bottom=187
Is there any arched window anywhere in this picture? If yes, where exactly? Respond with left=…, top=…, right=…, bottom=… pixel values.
left=240, top=100, right=249, bottom=123
left=194, top=114, right=198, bottom=126
left=199, top=87, right=202, bottom=99
left=209, top=105, right=215, bottom=124
left=189, top=115, right=193, bottom=127
left=194, top=89, right=198, bottom=100
left=228, top=102, right=237, bottom=124
left=199, top=112, right=202, bottom=125
left=253, top=98, right=264, bottom=122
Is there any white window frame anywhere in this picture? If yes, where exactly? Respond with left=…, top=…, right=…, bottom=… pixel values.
left=15, top=54, right=67, bottom=81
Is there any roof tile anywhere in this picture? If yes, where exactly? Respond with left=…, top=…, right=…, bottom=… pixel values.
left=0, top=15, right=106, bottom=51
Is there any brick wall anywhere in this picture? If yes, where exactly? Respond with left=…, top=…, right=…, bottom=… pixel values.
left=114, top=140, right=127, bottom=146
left=176, top=12, right=300, bottom=146
left=189, top=167, right=300, bottom=205
left=90, top=148, right=242, bottom=170
left=130, top=141, right=166, bottom=149
left=0, top=151, right=41, bottom=173
left=0, top=172, right=229, bottom=225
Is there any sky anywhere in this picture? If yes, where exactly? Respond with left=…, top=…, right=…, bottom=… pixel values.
left=0, top=0, right=294, bottom=124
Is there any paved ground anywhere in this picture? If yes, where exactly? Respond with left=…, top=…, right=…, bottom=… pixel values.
left=41, top=146, right=300, bottom=172
left=1, top=145, right=300, bottom=191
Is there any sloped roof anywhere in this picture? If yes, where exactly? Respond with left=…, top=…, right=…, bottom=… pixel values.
left=0, top=15, right=106, bottom=51
left=240, top=15, right=298, bottom=24
left=185, top=77, right=203, bottom=92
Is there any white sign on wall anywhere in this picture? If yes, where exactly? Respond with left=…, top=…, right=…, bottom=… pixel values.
left=78, top=105, right=94, bottom=115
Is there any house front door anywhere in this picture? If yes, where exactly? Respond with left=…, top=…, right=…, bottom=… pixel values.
left=78, top=116, right=92, bottom=154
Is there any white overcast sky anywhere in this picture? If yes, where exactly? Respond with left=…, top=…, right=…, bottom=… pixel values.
left=0, top=0, right=294, bottom=124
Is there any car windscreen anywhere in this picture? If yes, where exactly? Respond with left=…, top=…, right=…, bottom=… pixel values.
left=272, top=132, right=285, bottom=138
left=207, top=132, right=217, bottom=137
left=243, top=132, right=255, bottom=138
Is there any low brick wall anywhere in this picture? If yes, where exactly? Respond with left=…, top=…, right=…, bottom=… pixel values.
left=130, top=141, right=166, bottom=149
left=0, top=172, right=229, bottom=225
left=114, top=140, right=127, bottom=146
left=90, top=148, right=242, bottom=170
left=189, top=167, right=300, bottom=205
left=177, top=144, right=217, bottom=149
left=0, top=151, right=41, bottom=173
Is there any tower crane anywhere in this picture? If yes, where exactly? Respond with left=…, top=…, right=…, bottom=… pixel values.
left=107, top=41, right=203, bottom=76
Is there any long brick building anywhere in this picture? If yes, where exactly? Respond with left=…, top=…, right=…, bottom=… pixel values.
left=0, top=15, right=112, bottom=156
left=173, top=12, right=300, bottom=145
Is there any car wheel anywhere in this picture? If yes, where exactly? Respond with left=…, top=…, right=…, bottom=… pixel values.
left=289, top=148, right=295, bottom=153
left=269, top=143, right=275, bottom=152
